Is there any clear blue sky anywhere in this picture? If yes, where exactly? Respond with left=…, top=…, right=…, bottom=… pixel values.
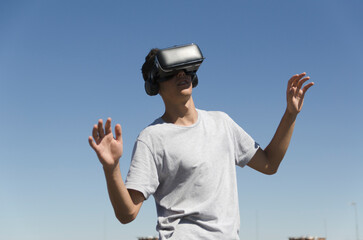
left=1, top=1, right=362, bottom=240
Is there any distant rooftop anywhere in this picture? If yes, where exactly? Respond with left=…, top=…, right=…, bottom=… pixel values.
left=289, top=237, right=326, bottom=240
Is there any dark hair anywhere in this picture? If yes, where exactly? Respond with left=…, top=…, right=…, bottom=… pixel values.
left=141, top=48, right=159, bottom=81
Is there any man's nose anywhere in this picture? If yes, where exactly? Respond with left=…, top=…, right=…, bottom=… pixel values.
left=176, top=70, right=186, bottom=77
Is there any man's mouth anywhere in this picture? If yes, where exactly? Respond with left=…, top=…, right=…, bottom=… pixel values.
left=177, top=79, right=191, bottom=86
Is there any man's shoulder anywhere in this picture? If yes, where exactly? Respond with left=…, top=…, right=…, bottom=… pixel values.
left=199, top=109, right=230, bottom=121
left=136, top=110, right=232, bottom=141
left=136, top=117, right=166, bottom=143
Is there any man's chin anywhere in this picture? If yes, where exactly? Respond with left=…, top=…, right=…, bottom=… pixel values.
left=178, top=82, right=192, bottom=91
left=179, top=86, right=192, bottom=96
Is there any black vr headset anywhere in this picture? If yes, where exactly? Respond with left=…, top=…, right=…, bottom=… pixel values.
left=145, top=43, right=204, bottom=96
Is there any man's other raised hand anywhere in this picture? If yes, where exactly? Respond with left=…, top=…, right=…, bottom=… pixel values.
left=88, top=118, right=123, bottom=170
left=286, top=72, right=314, bottom=115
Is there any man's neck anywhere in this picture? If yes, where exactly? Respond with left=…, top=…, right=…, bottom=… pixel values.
left=162, top=96, right=198, bottom=126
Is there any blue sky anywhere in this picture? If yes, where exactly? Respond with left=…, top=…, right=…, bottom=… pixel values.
left=0, top=1, right=362, bottom=240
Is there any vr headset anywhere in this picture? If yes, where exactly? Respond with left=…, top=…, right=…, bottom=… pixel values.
left=145, top=43, right=204, bottom=96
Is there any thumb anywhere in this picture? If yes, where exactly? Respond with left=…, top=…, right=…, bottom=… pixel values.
left=88, top=136, right=98, bottom=151
left=115, top=124, right=123, bottom=142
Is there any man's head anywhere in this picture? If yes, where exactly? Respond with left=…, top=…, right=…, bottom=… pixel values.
left=141, top=44, right=204, bottom=96
left=141, top=48, right=160, bottom=96
left=141, top=48, right=159, bottom=83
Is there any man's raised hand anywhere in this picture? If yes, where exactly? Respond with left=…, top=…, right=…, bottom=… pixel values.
left=286, top=72, right=314, bottom=115
left=88, top=118, right=123, bottom=170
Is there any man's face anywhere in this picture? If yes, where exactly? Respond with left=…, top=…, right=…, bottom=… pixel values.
left=158, top=70, right=193, bottom=102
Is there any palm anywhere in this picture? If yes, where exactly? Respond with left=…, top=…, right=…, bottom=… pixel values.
left=89, top=118, right=123, bottom=169
left=286, top=73, right=314, bottom=114
left=287, top=87, right=305, bottom=113
left=96, top=132, right=123, bottom=166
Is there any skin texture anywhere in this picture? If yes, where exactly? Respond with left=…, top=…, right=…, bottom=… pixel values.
left=88, top=71, right=314, bottom=223
left=88, top=119, right=144, bottom=223
left=247, top=72, right=314, bottom=174
left=158, top=71, right=198, bottom=126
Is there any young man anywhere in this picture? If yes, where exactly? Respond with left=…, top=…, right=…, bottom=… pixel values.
left=88, top=44, right=314, bottom=239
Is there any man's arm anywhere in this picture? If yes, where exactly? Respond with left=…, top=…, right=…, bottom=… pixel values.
left=103, top=163, right=145, bottom=224
left=88, top=118, right=144, bottom=224
left=247, top=73, right=314, bottom=175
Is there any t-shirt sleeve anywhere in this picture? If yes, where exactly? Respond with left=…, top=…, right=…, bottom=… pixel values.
left=125, top=139, right=159, bottom=200
left=225, top=114, right=260, bottom=167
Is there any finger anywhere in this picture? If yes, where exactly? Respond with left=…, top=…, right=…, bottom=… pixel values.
left=115, top=124, right=123, bottom=142
left=288, top=72, right=305, bottom=87
left=297, top=76, right=310, bottom=89
left=98, top=119, right=105, bottom=138
left=92, top=124, right=99, bottom=140
left=287, top=74, right=299, bottom=86
left=88, top=136, right=98, bottom=151
left=105, top=117, right=112, bottom=135
left=293, top=72, right=307, bottom=86
left=302, top=82, right=314, bottom=93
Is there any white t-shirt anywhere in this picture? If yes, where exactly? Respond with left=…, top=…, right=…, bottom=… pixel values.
left=125, top=109, right=259, bottom=240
